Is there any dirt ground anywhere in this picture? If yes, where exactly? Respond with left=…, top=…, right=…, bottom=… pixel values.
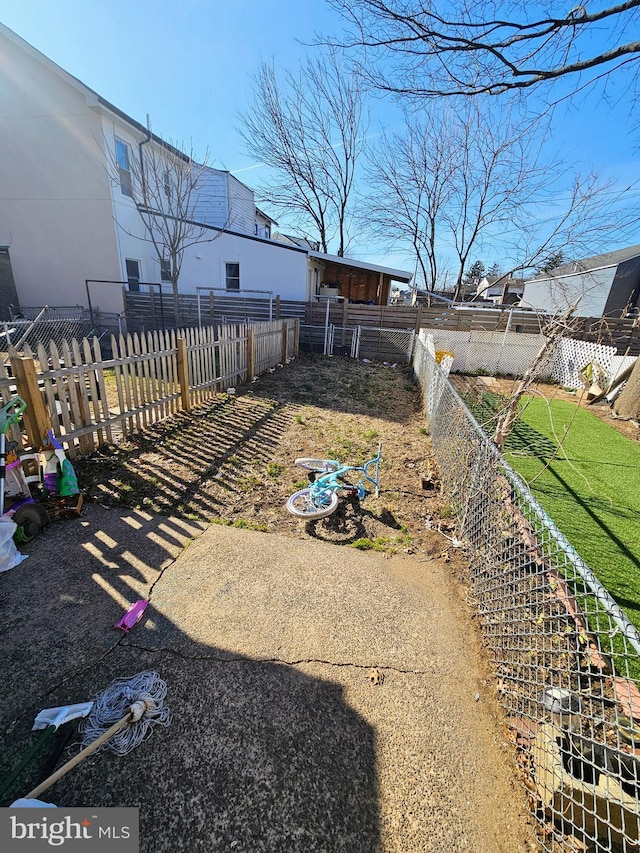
left=74, top=353, right=461, bottom=562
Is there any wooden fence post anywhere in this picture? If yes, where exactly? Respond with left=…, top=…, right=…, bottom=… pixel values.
left=10, top=354, right=51, bottom=448
left=176, top=336, right=191, bottom=413
left=247, top=328, right=255, bottom=381
left=281, top=322, right=289, bottom=365
left=414, top=305, right=423, bottom=333
left=294, top=319, right=300, bottom=357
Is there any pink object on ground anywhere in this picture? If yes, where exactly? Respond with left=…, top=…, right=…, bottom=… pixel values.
left=114, top=600, right=148, bottom=633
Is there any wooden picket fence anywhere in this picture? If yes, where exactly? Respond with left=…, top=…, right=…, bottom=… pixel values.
left=1, top=319, right=299, bottom=459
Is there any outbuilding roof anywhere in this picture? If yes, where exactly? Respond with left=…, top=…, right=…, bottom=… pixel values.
left=308, top=251, right=413, bottom=282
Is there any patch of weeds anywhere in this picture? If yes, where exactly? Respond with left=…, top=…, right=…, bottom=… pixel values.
left=439, top=504, right=455, bottom=519
left=419, top=426, right=429, bottom=435
left=351, top=533, right=413, bottom=554
left=295, top=414, right=305, bottom=425
left=232, top=518, right=270, bottom=532
left=237, top=475, right=262, bottom=491
left=228, top=455, right=241, bottom=466
left=292, top=480, right=308, bottom=490
left=210, top=517, right=231, bottom=526
left=362, top=429, right=378, bottom=440
left=350, top=536, right=391, bottom=552
left=266, top=462, right=285, bottom=479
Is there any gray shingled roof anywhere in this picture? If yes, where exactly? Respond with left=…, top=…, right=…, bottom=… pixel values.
left=530, top=244, right=640, bottom=279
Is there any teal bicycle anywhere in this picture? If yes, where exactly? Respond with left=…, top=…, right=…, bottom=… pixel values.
left=286, top=444, right=382, bottom=520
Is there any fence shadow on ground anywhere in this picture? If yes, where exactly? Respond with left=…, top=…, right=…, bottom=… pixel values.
left=74, top=394, right=294, bottom=521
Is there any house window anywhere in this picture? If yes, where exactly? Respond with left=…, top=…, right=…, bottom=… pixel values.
left=126, top=259, right=141, bottom=292
left=160, top=258, right=172, bottom=282
left=163, top=170, right=172, bottom=201
left=115, top=139, right=133, bottom=197
left=225, top=262, right=240, bottom=291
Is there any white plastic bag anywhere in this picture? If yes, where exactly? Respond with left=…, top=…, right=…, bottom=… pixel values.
left=0, top=516, right=28, bottom=572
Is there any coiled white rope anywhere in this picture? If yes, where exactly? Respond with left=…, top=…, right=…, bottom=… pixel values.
left=78, top=671, right=171, bottom=755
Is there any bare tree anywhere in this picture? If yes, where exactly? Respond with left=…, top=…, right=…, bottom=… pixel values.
left=238, top=51, right=366, bottom=256
left=364, top=102, right=621, bottom=302
left=492, top=310, right=579, bottom=450
left=486, top=171, right=627, bottom=307
left=328, top=0, right=640, bottom=100
left=442, top=104, right=553, bottom=300
left=108, top=136, right=220, bottom=324
left=364, top=110, right=454, bottom=294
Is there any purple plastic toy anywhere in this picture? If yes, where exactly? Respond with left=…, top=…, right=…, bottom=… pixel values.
left=114, top=599, right=148, bottom=633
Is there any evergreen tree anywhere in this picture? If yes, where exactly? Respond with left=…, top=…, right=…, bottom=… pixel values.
left=463, top=261, right=486, bottom=294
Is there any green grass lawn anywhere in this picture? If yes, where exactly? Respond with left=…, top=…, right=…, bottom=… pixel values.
left=469, top=393, right=640, bottom=639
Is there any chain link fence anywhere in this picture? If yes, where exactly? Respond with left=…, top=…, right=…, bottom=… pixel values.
left=413, top=334, right=640, bottom=852
left=299, top=324, right=415, bottom=363
left=5, top=307, right=125, bottom=357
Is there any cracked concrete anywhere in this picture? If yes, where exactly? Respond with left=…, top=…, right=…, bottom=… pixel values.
left=0, top=505, right=537, bottom=852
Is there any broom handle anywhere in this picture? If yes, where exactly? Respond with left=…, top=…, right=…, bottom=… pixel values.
left=0, top=725, right=56, bottom=802
left=25, top=711, right=132, bottom=800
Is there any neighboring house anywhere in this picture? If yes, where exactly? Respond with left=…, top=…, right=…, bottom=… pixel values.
left=522, top=245, right=640, bottom=317
left=0, top=23, right=410, bottom=318
left=255, top=208, right=276, bottom=239
left=476, top=275, right=526, bottom=305
left=273, top=233, right=321, bottom=251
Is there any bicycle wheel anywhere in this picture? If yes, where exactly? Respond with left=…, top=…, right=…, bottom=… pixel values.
left=286, top=488, right=339, bottom=519
left=294, top=458, right=341, bottom=473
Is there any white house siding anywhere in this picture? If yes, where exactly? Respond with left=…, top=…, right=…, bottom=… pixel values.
left=177, top=232, right=308, bottom=299
left=0, top=30, right=122, bottom=312
left=181, top=170, right=256, bottom=236
left=227, top=175, right=255, bottom=235
left=522, top=268, right=613, bottom=317
left=191, top=167, right=229, bottom=229
left=98, top=111, right=189, bottom=308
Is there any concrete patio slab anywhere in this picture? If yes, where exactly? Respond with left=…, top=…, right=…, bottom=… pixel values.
left=0, top=511, right=536, bottom=852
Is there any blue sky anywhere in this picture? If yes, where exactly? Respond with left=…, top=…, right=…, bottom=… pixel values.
left=2, top=0, right=640, bottom=274
left=1, top=0, right=339, bottom=171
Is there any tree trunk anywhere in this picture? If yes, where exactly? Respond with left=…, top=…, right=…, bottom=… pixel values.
left=172, top=279, right=181, bottom=327
left=493, top=336, right=556, bottom=450
left=613, top=355, right=640, bottom=419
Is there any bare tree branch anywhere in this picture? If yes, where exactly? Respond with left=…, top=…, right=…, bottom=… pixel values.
left=106, top=135, right=221, bottom=324
left=326, top=0, right=640, bottom=99
left=238, top=50, right=367, bottom=255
